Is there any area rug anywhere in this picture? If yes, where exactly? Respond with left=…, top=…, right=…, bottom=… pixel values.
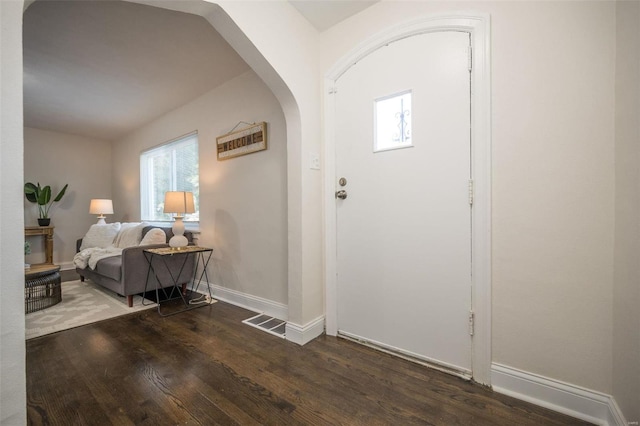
left=26, top=279, right=156, bottom=340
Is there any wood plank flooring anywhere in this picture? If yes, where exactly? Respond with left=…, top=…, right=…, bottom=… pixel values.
left=26, top=301, right=591, bottom=425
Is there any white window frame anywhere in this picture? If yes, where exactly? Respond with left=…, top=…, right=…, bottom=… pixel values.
left=140, top=132, right=199, bottom=224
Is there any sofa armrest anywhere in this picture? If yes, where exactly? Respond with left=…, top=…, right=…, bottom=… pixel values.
left=121, top=243, right=168, bottom=287
left=121, top=243, right=196, bottom=296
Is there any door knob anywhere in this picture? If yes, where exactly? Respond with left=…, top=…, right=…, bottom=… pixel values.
left=335, top=190, right=348, bottom=200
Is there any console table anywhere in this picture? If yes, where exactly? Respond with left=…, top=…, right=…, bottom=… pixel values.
left=24, top=226, right=61, bottom=313
left=143, top=246, right=214, bottom=316
left=25, top=225, right=54, bottom=265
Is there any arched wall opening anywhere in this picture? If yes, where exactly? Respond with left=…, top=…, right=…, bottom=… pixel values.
left=22, top=0, right=325, bottom=342
left=129, top=1, right=324, bottom=342
left=5, top=0, right=326, bottom=422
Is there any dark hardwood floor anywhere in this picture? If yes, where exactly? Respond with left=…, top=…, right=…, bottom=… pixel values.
left=27, top=301, right=591, bottom=425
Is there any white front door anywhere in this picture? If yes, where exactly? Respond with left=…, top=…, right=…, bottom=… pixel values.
left=335, top=31, right=473, bottom=375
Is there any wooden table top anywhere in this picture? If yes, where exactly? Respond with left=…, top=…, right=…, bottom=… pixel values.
left=144, top=246, right=212, bottom=256
left=25, top=263, right=60, bottom=278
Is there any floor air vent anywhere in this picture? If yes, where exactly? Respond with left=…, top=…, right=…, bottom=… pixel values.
left=242, top=313, right=286, bottom=338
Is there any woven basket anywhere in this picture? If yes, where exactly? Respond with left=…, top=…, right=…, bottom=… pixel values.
left=25, top=269, right=62, bottom=314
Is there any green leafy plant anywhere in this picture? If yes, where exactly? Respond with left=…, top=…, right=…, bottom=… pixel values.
left=24, top=182, right=69, bottom=219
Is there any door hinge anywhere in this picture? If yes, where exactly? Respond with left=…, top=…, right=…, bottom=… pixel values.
left=468, top=179, right=474, bottom=206
left=469, top=311, right=475, bottom=336
left=468, top=46, right=473, bottom=72
left=328, top=86, right=338, bottom=95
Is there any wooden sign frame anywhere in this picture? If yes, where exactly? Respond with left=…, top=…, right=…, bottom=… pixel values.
left=217, top=122, right=267, bottom=160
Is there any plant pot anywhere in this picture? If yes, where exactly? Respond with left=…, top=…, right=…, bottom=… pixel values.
left=37, top=218, right=51, bottom=226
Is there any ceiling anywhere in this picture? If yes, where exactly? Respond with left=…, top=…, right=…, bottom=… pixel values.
left=23, top=0, right=250, bottom=141
left=289, top=1, right=379, bottom=32
left=23, top=0, right=378, bottom=141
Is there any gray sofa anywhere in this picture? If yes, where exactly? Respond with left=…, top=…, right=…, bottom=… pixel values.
left=76, top=226, right=195, bottom=307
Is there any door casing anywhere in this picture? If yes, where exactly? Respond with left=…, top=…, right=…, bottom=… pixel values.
left=323, top=12, right=493, bottom=385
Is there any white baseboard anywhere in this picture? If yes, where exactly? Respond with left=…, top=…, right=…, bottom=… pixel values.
left=59, top=261, right=75, bottom=271
left=191, top=281, right=288, bottom=321
left=191, top=282, right=324, bottom=346
left=491, top=363, right=627, bottom=426
left=285, top=315, right=325, bottom=346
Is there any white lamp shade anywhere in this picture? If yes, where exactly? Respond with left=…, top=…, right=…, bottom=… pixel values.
left=89, top=199, right=114, bottom=215
left=163, top=191, right=195, bottom=215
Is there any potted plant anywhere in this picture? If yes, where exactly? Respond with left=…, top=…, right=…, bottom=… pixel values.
left=24, top=182, right=69, bottom=226
left=25, top=241, right=31, bottom=270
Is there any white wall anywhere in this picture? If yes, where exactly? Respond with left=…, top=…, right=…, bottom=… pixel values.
left=320, top=1, right=616, bottom=395
left=23, top=127, right=112, bottom=268
left=613, top=1, right=640, bottom=421
left=112, top=70, right=288, bottom=306
left=205, top=0, right=324, bottom=329
left=0, top=1, right=26, bottom=423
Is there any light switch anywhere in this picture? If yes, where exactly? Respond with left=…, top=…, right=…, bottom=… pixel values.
left=310, top=153, right=320, bottom=170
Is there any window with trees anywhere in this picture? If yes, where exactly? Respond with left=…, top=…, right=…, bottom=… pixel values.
left=140, top=132, right=199, bottom=222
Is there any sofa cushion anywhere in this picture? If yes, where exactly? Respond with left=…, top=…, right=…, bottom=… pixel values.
left=114, top=222, right=147, bottom=248
left=94, top=255, right=122, bottom=281
left=139, top=228, right=167, bottom=245
left=80, top=223, right=121, bottom=251
left=141, top=226, right=194, bottom=244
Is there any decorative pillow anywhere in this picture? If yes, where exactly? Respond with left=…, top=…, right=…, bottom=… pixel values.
left=139, top=228, right=167, bottom=246
left=79, top=222, right=121, bottom=251
left=113, top=222, right=147, bottom=248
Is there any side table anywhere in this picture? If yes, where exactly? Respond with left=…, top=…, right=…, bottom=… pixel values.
left=25, top=264, right=62, bottom=313
left=143, top=246, right=214, bottom=316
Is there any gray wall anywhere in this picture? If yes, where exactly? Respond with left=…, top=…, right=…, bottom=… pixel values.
left=21, top=71, right=289, bottom=307
left=112, top=70, right=289, bottom=306
left=23, top=127, right=112, bottom=268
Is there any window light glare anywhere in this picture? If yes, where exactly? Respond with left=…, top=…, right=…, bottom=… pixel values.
left=374, top=91, right=412, bottom=152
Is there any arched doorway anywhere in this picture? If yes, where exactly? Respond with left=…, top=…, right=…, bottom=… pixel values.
left=104, top=0, right=322, bottom=344
left=323, top=13, right=492, bottom=385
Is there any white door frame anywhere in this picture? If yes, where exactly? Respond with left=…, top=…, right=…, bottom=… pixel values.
left=323, top=12, right=492, bottom=385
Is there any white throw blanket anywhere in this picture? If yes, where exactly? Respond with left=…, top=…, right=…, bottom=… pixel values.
left=75, top=222, right=150, bottom=270
left=73, top=246, right=123, bottom=270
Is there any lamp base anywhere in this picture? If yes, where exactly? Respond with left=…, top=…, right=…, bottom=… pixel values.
left=170, top=215, right=189, bottom=248
left=169, top=235, right=189, bottom=248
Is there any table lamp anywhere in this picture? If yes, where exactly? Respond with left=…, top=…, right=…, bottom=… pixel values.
left=163, top=191, right=195, bottom=248
left=89, top=199, right=114, bottom=225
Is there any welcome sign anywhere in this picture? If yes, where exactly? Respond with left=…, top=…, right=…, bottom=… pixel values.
left=217, top=122, right=267, bottom=160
